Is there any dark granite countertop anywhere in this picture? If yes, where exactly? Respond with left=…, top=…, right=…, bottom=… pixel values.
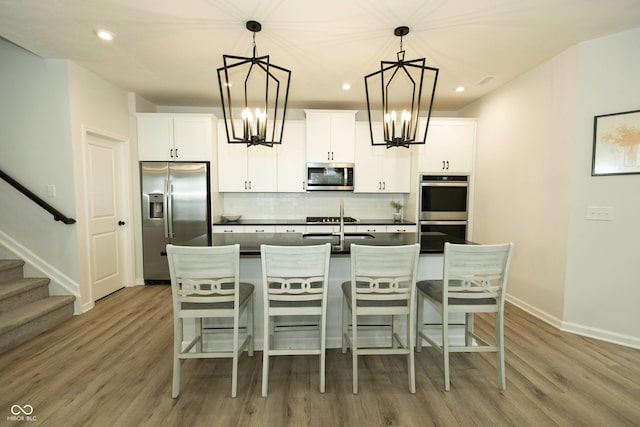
left=212, top=232, right=420, bottom=255
left=213, top=218, right=416, bottom=226
left=186, top=230, right=468, bottom=255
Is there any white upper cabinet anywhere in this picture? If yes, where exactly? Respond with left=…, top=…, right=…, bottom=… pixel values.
left=137, top=114, right=212, bottom=161
left=277, top=121, right=307, bottom=192
left=416, top=118, right=476, bottom=173
left=217, top=121, right=277, bottom=192
left=305, top=110, right=356, bottom=163
left=354, top=122, right=411, bottom=193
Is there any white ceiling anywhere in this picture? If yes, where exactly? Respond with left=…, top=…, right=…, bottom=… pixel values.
left=1, top=0, right=640, bottom=111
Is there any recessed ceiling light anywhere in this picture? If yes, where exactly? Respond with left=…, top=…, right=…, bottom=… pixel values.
left=342, top=83, right=351, bottom=90
left=455, top=86, right=465, bottom=92
left=95, top=29, right=114, bottom=41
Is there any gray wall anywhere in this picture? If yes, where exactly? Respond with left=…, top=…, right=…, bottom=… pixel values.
left=461, top=27, right=640, bottom=347
left=0, top=38, right=79, bottom=283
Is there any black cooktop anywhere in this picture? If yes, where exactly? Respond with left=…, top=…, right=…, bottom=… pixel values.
left=306, top=216, right=357, bottom=223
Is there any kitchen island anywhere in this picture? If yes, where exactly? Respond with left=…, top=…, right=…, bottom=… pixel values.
left=182, top=230, right=467, bottom=350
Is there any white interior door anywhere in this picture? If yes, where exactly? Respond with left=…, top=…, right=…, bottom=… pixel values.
left=86, top=132, right=126, bottom=300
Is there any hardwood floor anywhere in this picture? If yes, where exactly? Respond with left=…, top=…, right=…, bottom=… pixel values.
left=0, top=285, right=638, bottom=426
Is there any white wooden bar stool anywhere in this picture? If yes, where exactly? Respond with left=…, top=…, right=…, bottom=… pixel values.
left=166, top=244, right=254, bottom=398
left=341, top=243, right=420, bottom=394
left=260, top=243, right=331, bottom=397
left=416, top=242, right=513, bottom=391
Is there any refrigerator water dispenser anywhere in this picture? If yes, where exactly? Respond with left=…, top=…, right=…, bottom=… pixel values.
left=148, top=193, right=164, bottom=219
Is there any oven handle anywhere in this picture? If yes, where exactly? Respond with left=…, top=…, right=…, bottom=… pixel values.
left=421, top=182, right=468, bottom=187
left=420, top=220, right=468, bottom=225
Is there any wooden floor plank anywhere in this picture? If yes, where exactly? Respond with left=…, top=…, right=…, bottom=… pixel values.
left=1, top=285, right=638, bottom=427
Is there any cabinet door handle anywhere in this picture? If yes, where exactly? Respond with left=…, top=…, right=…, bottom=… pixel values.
left=383, top=181, right=386, bottom=190
left=302, top=181, right=306, bottom=190
left=175, top=148, right=179, bottom=158
left=442, top=160, right=446, bottom=170
left=244, top=181, right=248, bottom=190
left=170, top=148, right=174, bottom=159
left=331, top=152, right=334, bottom=160
left=378, top=182, right=382, bottom=190
left=446, top=160, right=449, bottom=169
left=327, top=151, right=330, bottom=160
left=248, top=181, right=252, bottom=190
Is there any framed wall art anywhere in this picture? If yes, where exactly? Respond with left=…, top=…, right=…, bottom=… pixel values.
left=592, top=109, right=640, bottom=176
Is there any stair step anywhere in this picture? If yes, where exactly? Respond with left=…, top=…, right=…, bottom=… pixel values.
left=0, top=295, right=75, bottom=353
left=0, top=260, right=26, bottom=284
left=0, top=278, right=50, bottom=313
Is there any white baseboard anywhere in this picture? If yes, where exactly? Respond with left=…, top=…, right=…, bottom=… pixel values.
left=506, top=293, right=563, bottom=328
left=561, top=321, right=640, bottom=350
left=507, top=293, right=639, bottom=350
left=81, top=301, right=95, bottom=314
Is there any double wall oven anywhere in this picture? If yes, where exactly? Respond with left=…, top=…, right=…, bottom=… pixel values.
left=419, top=175, right=469, bottom=250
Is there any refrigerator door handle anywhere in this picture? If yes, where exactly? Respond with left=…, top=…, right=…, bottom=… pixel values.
left=163, top=179, right=170, bottom=238
left=167, top=179, right=174, bottom=238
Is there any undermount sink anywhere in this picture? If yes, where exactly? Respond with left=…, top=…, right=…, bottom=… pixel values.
left=302, top=233, right=375, bottom=240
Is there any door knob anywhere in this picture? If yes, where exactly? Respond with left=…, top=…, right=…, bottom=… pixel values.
left=118, top=221, right=126, bottom=226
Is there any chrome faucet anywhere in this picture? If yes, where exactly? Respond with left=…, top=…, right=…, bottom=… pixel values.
left=333, top=198, right=345, bottom=246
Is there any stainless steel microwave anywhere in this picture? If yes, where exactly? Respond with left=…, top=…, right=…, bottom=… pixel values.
left=306, top=163, right=354, bottom=191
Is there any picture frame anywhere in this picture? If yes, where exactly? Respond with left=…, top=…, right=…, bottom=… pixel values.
left=592, top=109, right=640, bottom=176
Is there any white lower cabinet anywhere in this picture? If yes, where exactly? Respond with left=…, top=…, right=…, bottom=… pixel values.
left=275, top=225, right=306, bottom=233
left=355, top=225, right=385, bottom=233
left=212, top=225, right=246, bottom=233
left=354, top=122, right=411, bottom=193
left=245, top=225, right=276, bottom=233
left=356, top=224, right=416, bottom=233
left=386, top=225, right=417, bottom=233
left=213, top=225, right=276, bottom=233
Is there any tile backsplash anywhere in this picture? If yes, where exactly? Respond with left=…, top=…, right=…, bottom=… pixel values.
left=222, top=193, right=408, bottom=220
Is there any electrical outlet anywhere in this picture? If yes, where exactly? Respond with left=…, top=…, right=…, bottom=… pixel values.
left=586, top=206, right=613, bottom=221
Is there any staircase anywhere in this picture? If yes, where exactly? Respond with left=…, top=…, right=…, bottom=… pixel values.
left=0, top=259, right=75, bottom=353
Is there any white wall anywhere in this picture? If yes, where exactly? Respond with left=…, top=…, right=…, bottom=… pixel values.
left=460, top=46, right=578, bottom=325
left=461, top=27, right=640, bottom=347
left=0, top=38, right=79, bottom=284
left=67, top=61, right=131, bottom=310
left=563, top=28, right=640, bottom=346
left=0, top=39, right=132, bottom=311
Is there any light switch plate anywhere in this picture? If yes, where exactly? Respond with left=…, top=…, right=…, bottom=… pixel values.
left=586, top=206, right=613, bottom=221
left=46, top=184, right=56, bottom=198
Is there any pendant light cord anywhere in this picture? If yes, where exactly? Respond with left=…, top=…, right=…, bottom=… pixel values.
left=252, top=32, right=257, bottom=58
left=397, top=35, right=405, bottom=62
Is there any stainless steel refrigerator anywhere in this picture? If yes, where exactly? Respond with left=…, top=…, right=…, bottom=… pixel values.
left=140, top=162, right=211, bottom=283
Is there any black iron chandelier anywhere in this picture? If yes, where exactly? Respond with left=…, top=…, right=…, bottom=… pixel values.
left=217, top=20, right=291, bottom=147
left=364, top=26, right=439, bottom=148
